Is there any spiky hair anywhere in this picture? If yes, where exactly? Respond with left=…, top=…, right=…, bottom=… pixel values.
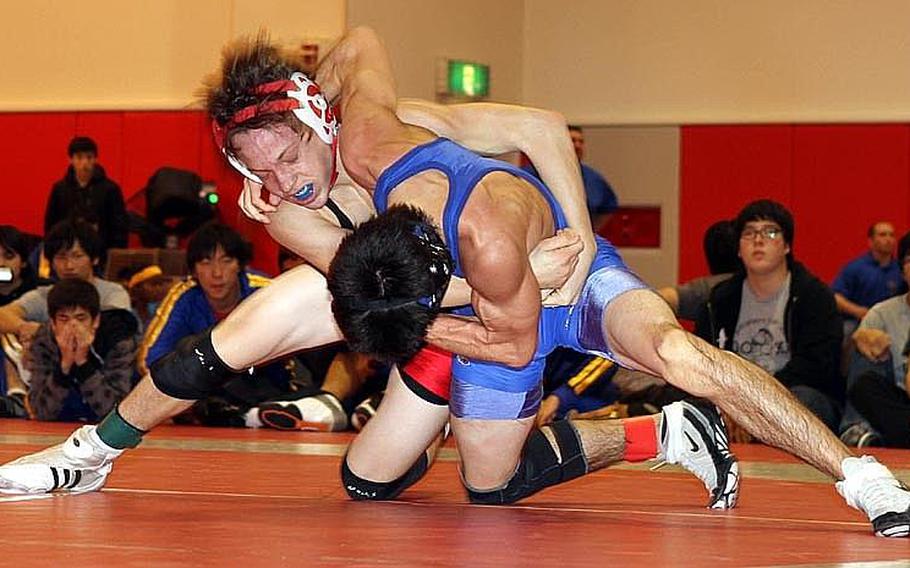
left=200, top=31, right=309, bottom=146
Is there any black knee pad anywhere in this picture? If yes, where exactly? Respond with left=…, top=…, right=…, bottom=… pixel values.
left=341, top=452, right=429, bottom=501
left=150, top=330, right=235, bottom=400
left=467, top=419, right=589, bottom=505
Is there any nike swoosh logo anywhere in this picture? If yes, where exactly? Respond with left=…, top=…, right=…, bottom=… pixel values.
left=684, top=431, right=700, bottom=453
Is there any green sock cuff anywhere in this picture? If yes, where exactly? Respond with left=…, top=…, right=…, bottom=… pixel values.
left=96, top=407, right=145, bottom=450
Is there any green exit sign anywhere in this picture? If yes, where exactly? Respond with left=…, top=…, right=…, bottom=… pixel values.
left=447, top=60, right=489, bottom=99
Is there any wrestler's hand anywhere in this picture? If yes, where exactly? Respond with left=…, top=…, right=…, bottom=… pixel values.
left=852, top=328, right=891, bottom=362
left=541, top=231, right=595, bottom=307
left=238, top=178, right=281, bottom=224
left=529, top=229, right=583, bottom=301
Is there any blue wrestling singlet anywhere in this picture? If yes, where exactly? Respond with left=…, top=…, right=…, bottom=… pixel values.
left=373, top=138, right=647, bottom=418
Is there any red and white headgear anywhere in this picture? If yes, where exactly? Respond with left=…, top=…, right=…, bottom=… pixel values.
left=211, top=71, right=339, bottom=186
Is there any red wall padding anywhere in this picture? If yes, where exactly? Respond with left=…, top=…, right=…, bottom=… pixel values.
left=680, top=124, right=910, bottom=285
left=0, top=111, right=277, bottom=274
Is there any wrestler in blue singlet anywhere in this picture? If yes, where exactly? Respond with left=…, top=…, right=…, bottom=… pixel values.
left=373, top=138, right=648, bottom=419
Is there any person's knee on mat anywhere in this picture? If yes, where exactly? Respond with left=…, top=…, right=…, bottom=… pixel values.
left=340, top=452, right=429, bottom=501
left=466, top=420, right=588, bottom=505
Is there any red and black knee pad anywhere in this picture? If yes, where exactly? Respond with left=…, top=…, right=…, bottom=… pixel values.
left=400, top=345, right=452, bottom=405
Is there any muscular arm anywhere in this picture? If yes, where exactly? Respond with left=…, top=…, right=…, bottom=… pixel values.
left=425, top=222, right=541, bottom=368
left=397, top=100, right=595, bottom=304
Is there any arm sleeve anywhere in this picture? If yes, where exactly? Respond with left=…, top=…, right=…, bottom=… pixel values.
left=585, top=167, right=618, bottom=215
left=775, top=283, right=844, bottom=398
left=831, top=265, right=852, bottom=296
left=139, top=296, right=190, bottom=375
left=14, top=289, right=47, bottom=322
left=44, top=185, right=63, bottom=235
left=25, top=328, right=71, bottom=421
left=107, top=183, right=129, bottom=249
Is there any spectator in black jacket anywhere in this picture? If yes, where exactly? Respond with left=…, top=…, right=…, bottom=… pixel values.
left=695, top=200, right=844, bottom=431
left=44, top=137, right=128, bottom=252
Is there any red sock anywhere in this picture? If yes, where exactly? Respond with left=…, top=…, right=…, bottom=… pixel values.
left=622, top=416, right=657, bottom=462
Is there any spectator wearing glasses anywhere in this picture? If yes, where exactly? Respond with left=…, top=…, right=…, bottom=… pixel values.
left=694, top=200, right=844, bottom=431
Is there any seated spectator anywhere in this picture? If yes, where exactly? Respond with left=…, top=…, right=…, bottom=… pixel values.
left=124, top=265, right=175, bottom=328
left=695, top=199, right=844, bottom=431
left=0, top=225, right=42, bottom=307
left=27, top=279, right=137, bottom=422
left=659, top=220, right=739, bottom=321
left=0, top=221, right=130, bottom=404
left=139, top=222, right=349, bottom=430
left=844, top=231, right=910, bottom=448
left=44, top=136, right=128, bottom=255
left=833, top=221, right=905, bottom=325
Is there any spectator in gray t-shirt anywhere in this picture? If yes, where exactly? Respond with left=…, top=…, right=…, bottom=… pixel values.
left=0, top=220, right=130, bottom=348
left=660, top=220, right=739, bottom=321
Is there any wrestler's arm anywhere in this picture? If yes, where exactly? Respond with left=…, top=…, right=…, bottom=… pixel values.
left=425, top=223, right=541, bottom=368
left=397, top=100, right=595, bottom=305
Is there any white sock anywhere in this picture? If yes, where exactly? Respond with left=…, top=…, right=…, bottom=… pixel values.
left=244, top=409, right=262, bottom=429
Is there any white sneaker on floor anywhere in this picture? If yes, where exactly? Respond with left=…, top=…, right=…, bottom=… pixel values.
left=658, top=400, right=740, bottom=509
left=0, top=425, right=121, bottom=495
left=837, top=455, right=910, bottom=538
left=258, top=393, right=348, bottom=432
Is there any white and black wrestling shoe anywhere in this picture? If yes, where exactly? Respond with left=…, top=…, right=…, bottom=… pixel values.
left=258, top=392, right=348, bottom=432
left=837, top=455, right=910, bottom=537
left=0, top=425, right=121, bottom=495
left=658, top=400, right=740, bottom=509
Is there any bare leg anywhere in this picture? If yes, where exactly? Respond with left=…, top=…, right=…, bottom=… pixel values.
left=121, top=265, right=343, bottom=431
left=603, top=289, right=849, bottom=479
left=346, top=367, right=449, bottom=481
left=451, top=417, right=535, bottom=490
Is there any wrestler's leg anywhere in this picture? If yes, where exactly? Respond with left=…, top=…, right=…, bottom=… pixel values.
left=602, top=288, right=847, bottom=477
left=342, top=366, right=449, bottom=499
left=0, top=265, right=344, bottom=495
left=602, top=288, right=910, bottom=536
left=450, top=416, right=535, bottom=491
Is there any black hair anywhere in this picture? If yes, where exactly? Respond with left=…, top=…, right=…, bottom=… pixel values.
left=186, top=221, right=252, bottom=270
left=68, top=136, right=98, bottom=157
left=567, top=125, right=583, bottom=134
left=45, top=220, right=102, bottom=262
left=328, top=205, right=452, bottom=363
left=47, top=278, right=100, bottom=319
left=898, top=232, right=910, bottom=265
left=703, top=220, right=740, bottom=275
left=202, top=32, right=309, bottom=153
left=0, top=225, right=31, bottom=261
left=733, top=199, right=795, bottom=263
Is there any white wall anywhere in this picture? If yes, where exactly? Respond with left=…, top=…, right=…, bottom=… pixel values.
left=0, top=0, right=345, bottom=110
left=346, top=0, right=524, bottom=102
left=523, top=0, right=910, bottom=124
left=583, top=126, right=680, bottom=286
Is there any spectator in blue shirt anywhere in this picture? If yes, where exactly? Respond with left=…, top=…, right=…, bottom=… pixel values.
left=833, top=221, right=906, bottom=324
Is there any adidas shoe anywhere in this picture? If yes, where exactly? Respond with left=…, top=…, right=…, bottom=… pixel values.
left=658, top=400, right=740, bottom=509
left=258, top=392, right=348, bottom=432
left=0, top=425, right=121, bottom=495
left=837, top=455, right=910, bottom=537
